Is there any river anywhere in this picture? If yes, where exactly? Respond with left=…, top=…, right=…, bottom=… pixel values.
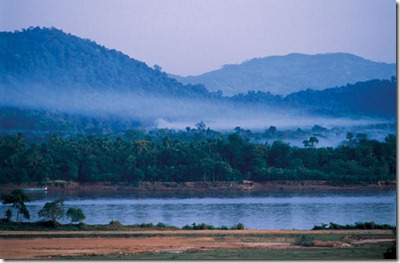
left=0, top=189, right=396, bottom=230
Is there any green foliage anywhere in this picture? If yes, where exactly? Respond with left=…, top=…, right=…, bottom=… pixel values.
left=1, top=189, right=31, bottom=222
left=155, top=222, right=177, bottom=229
left=182, top=222, right=244, bottom=230
left=231, top=223, right=245, bottom=230
left=297, top=235, right=315, bottom=247
left=38, top=199, right=65, bottom=223
left=0, top=130, right=396, bottom=185
left=312, top=221, right=395, bottom=230
left=108, top=220, right=123, bottom=229
left=303, top=136, right=319, bottom=148
left=78, top=222, right=88, bottom=230
left=66, top=207, right=86, bottom=223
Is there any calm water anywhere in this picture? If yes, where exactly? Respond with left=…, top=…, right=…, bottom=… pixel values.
left=1, top=190, right=396, bottom=230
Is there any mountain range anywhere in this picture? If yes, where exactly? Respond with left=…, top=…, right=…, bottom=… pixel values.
left=0, top=27, right=396, bottom=134
left=171, top=53, right=395, bottom=96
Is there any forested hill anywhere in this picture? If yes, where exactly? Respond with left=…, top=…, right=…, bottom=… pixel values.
left=0, top=27, right=396, bottom=135
left=171, top=53, right=396, bottom=96
left=284, top=79, right=396, bottom=118
left=232, top=78, right=397, bottom=119
left=0, top=27, right=209, bottom=97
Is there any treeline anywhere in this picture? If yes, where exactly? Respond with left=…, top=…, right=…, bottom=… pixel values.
left=0, top=128, right=395, bottom=185
left=312, top=221, right=395, bottom=230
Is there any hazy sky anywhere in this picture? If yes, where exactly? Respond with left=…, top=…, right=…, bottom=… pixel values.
left=0, top=0, right=396, bottom=76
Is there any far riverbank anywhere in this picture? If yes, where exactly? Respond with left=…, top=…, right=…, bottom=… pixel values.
left=0, top=180, right=396, bottom=194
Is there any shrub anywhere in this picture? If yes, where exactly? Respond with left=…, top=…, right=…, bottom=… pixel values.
left=78, top=222, right=88, bottom=230
left=231, top=223, right=245, bottom=230
left=140, top=223, right=154, bottom=228
left=40, top=220, right=60, bottom=228
left=155, top=222, right=177, bottom=229
left=182, top=224, right=191, bottom=230
left=297, top=235, right=315, bottom=247
left=182, top=222, right=216, bottom=230
left=109, top=220, right=123, bottom=229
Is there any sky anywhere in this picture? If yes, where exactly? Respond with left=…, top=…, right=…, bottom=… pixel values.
left=0, top=0, right=396, bottom=76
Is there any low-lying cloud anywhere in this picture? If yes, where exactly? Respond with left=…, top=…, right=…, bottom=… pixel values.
left=1, top=84, right=393, bottom=133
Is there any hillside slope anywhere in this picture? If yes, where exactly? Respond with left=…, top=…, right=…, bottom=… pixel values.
left=171, top=53, right=395, bottom=95
left=0, top=27, right=209, bottom=97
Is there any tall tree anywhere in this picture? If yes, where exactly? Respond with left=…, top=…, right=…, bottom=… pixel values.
left=1, top=189, right=31, bottom=222
left=38, top=199, right=65, bottom=224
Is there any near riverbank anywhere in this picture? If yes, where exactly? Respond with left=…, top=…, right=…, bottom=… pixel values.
left=0, top=229, right=395, bottom=260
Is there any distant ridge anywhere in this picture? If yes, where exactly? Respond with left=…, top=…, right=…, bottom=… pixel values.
left=170, top=53, right=396, bottom=95
left=0, top=27, right=395, bottom=134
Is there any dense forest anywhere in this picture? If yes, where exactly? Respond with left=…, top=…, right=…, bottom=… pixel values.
left=0, top=127, right=395, bottom=185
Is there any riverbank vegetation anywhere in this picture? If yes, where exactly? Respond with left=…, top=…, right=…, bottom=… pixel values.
left=0, top=219, right=394, bottom=232
left=0, top=127, right=395, bottom=185
left=0, top=217, right=247, bottom=232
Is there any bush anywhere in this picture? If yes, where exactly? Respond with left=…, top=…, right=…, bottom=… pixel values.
left=40, top=220, right=60, bottom=228
left=312, top=223, right=328, bottom=230
left=312, top=221, right=395, bottom=230
left=231, top=223, right=245, bottom=230
left=156, top=222, right=167, bottom=228
left=198, top=223, right=215, bottom=230
left=139, top=223, right=154, bottom=228
left=78, top=222, right=88, bottom=230
left=108, top=220, right=123, bottom=229
left=297, top=235, right=314, bottom=247
left=155, top=222, right=177, bottom=229
left=182, top=222, right=216, bottom=230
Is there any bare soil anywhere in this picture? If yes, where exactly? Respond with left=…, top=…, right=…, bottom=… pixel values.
left=0, top=229, right=394, bottom=259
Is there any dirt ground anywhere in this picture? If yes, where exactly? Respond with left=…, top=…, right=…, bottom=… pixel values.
left=0, top=229, right=395, bottom=259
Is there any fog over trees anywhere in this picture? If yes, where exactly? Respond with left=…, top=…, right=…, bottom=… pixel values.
left=1, top=28, right=395, bottom=135
left=0, top=28, right=396, bottom=187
